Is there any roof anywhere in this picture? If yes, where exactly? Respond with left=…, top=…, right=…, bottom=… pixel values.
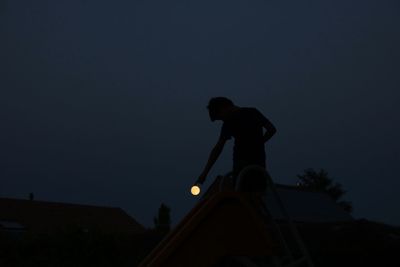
left=0, top=197, right=145, bottom=234
left=140, top=192, right=277, bottom=267
left=264, top=184, right=354, bottom=223
left=0, top=220, right=26, bottom=230
left=202, top=177, right=353, bottom=223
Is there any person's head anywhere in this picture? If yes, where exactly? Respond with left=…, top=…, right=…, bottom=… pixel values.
left=207, top=97, right=235, bottom=121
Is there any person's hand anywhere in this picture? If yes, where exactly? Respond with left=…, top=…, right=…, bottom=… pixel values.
left=196, top=173, right=207, bottom=185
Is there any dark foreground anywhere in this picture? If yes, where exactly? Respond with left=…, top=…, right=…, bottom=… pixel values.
left=0, top=219, right=399, bottom=267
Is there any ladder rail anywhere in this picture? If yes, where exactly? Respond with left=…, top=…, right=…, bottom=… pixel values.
left=232, top=166, right=314, bottom=267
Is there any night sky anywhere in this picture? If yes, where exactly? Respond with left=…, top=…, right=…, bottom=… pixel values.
left=1, top=0, right=399, bottom=227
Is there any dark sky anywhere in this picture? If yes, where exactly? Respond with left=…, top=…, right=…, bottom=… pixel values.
left=1, top=0, right=399, bottom=227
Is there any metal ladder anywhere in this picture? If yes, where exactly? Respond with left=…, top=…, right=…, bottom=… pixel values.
left=215, top=166, right=315, bottom=267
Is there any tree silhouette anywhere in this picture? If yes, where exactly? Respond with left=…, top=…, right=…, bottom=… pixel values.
left=153, top=203, right=171, bottom=233
left=297, top=168, right=353, bottom=213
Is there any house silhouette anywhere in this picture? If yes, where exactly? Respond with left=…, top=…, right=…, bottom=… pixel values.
left=264, top=184, right=353, bottom=223
left=0, top=197, right=145, bottom=235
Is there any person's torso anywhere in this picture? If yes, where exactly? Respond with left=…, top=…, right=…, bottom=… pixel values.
left=223, top=107, right=266, bottom=161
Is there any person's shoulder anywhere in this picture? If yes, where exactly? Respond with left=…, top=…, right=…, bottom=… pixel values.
left=240, top=107, right=260, bottom=114
left=241, top=107, right=268, bottom=121
left=238, top=107, right=255, bottom=112
left=233, top=107, right=261, bottom=121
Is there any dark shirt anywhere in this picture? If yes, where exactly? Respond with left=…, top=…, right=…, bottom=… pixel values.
left=219, top=107, right=273, bottom=166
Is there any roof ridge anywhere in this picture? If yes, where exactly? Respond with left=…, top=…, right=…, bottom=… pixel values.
left=0, top=197, right=118, bottom=210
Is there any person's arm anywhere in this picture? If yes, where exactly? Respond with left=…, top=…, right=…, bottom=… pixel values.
left=197, top=138, right=227, bottom=184
left=262, top=118, right=277, bottom=143
left=253, top=108, right=276, bottom=143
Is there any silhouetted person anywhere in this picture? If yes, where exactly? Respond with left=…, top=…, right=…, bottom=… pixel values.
left=197, top=97, right=276, bottom=191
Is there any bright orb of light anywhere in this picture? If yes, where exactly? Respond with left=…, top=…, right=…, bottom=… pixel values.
left=191, top=185, right=201, bottom=196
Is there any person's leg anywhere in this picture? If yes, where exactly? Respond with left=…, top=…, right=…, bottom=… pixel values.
left=232, top=159, right=249, bottom=188
left=237, top=165, right=267, bottom=193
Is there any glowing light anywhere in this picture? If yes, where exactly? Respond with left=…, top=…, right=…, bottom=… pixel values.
left=191, top=185, right=201, bottom=196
